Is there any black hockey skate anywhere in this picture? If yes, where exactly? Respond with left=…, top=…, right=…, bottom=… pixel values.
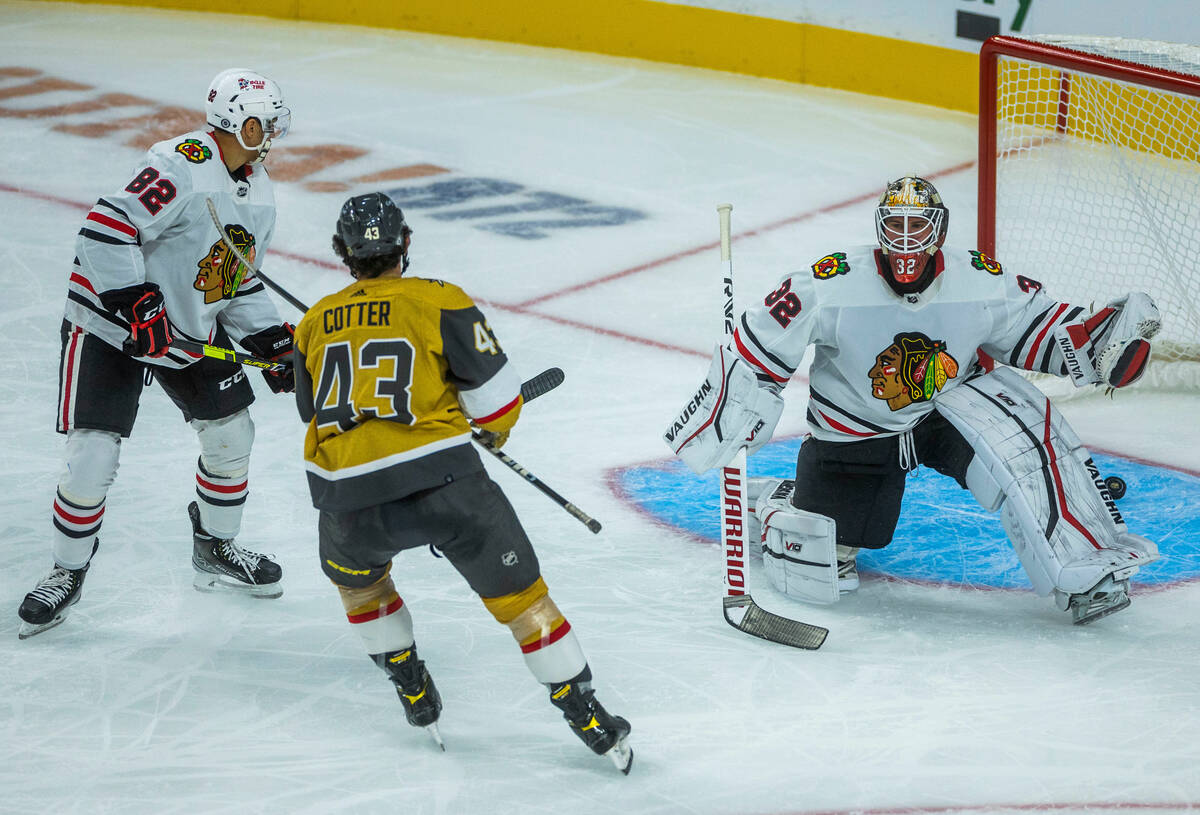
left=17, top=540, right=98, bottom=640
left=376, top=647, right=444, bottom=749
left=1059, top=574, right=1132, bottom=625
left=189, top=502, right=282, bottom=598
left=548, top=667, right=633, bottom=775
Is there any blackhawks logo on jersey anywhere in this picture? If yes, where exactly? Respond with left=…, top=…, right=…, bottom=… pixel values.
left=868, top=331, right=959, bottom=411
left=195, top=224, right=255, bottom=304
left=812, top=252, right=850, bottom=280
left=175, top=138, right=212, bottom=164
left=969, top=250, right=1003, bottom=275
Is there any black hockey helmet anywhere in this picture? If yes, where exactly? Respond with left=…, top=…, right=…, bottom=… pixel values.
left=332, top=192, right=413, bottom=277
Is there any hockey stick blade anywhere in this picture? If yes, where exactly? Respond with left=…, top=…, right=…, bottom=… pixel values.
left=520, top=367, right=565, bottom=403
left=722, top=596, right=828, bottom=650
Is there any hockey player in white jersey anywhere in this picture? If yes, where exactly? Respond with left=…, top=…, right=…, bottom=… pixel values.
left=666, top=176, right=1162, bottom=625
left=18, top=69, right=297, bottom=639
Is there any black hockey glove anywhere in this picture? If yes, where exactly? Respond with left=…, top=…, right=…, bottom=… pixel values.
left=99, top=283, right=174, bottom=358
left=241, top=323, right=295, bottom=393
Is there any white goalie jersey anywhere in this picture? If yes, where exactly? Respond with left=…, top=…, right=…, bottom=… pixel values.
left=65, top=129, right=282, bottom=369
left=733, top=245, right=1089, bottom=441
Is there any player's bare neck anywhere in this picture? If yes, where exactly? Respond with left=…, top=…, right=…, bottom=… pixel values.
left=211, top=130, right=255, bottom=174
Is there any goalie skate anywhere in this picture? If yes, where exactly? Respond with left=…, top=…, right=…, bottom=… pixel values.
left=1056, top=574, right=1132, bottom=626
left=189, top=502, right=282, bottom=598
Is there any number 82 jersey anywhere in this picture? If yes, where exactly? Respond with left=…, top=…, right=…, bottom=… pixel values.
left=294, top=274, right=523, bottom=512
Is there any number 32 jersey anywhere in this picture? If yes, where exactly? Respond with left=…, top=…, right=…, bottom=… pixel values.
left=294, top=275, right=523, bottom=512
left=732, top=245, right=1090, bottom=442
left=66, top=129, right=281, bottom=368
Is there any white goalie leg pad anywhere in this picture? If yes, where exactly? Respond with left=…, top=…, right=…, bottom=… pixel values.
left=934, top=368, right=1159, bottom=597
left=756, top=479, right=841, bottom=605
left=664, top=345, right=784, bottom=474
left=192, top=409, right=255, bottom=539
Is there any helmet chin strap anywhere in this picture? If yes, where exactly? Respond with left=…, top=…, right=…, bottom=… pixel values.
left=234, top=120, right=272, bottom=164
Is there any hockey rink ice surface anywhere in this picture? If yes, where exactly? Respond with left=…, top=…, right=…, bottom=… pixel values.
left=2, top=4, right=1199, bottom=813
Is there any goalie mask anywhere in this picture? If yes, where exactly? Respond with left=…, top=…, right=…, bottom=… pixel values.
left=332, top=192, right=413, bottom=278
left=874, top=175, right=948, bottom=292
left=205, top=68, right=291, bottom=163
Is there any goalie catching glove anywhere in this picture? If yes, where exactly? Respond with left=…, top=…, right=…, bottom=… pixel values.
left=1053, top=292, right=1161, bottom=389
left=663, top=345, right=784, bottom=474
left=240, top=323, right=295, bottom=393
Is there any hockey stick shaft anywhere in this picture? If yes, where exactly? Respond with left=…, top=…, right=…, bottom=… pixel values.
left=480, top=366, right=602, bottom=533
left=472, top=431, right=602, bottom=534
left=715, top=203, right=828, bottom=650
left=717, top=204, right=748, bottom=600
left=206, top=198, right=311, bottom=314
left=172, top=338, right=289, bottom=372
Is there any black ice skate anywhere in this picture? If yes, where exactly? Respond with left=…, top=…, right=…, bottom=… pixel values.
left=376, top=647, right=444, bottom=749
left=548, top=668, right=633, bottom=774
left=1058, top=574, right=1132, bottom=625
left=17, top=540, right=98, bottom=640
left=189, top=502, right=282, bottom=598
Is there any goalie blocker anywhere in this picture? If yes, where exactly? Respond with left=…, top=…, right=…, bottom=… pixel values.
left=663, top=345, right=784, bottom=474
left=934, top=368, right=1159, bottom=624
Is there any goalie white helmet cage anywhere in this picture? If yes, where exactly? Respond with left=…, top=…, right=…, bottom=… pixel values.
left=874, top=175, right=949, bottom=289
left=205, top=68, right=291, bottom=161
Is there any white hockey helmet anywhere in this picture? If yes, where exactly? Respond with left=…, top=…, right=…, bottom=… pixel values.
left=205, top=68, right=290, bottom=161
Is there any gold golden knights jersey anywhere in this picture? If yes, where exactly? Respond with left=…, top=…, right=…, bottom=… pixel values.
left=294, top=274, right=523, bottom=511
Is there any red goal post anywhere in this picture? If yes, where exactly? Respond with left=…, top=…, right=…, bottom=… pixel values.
left=978, top=35, right=1200, bottom=389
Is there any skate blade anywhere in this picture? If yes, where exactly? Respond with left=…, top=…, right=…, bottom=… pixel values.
left=1073, top=594, right=1131, bottom=625
left=425, top=723, right=445, bottom=751
left=192, top=571, right=283, bottom=599
left=606, top=737, right=633, bottom=775
left=18, top=613, right=69, bottom=640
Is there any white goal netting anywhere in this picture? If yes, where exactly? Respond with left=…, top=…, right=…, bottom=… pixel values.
left=988, top=35, right=1200, bottom=392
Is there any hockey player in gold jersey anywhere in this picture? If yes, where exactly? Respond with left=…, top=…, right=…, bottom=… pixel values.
left=293, top=192, right=632, bottom=772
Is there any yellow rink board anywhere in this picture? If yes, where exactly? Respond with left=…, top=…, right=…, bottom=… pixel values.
left=35, top=0, right=980, bottom=112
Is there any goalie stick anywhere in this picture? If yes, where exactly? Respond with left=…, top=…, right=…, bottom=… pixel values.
left=716, top=204, right=828, bottom=650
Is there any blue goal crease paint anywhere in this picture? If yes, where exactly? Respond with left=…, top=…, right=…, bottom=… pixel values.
left=614, top=437, right=1200, bottom=590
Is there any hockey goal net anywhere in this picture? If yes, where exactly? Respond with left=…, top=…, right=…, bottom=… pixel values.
left=978, top=35, right=1200, bottom=391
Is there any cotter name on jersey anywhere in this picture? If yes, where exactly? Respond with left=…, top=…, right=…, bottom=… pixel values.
left=322, top=300, right=393, bottom=332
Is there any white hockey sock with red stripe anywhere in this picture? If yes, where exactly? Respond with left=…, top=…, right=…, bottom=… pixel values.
left=520, top=621, right=588, bottom=685
left=51, top=490, right=103, bottom=570
left=348, top=593, right=416, bottom=655
left=194, top=457, right=248, bottom=540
